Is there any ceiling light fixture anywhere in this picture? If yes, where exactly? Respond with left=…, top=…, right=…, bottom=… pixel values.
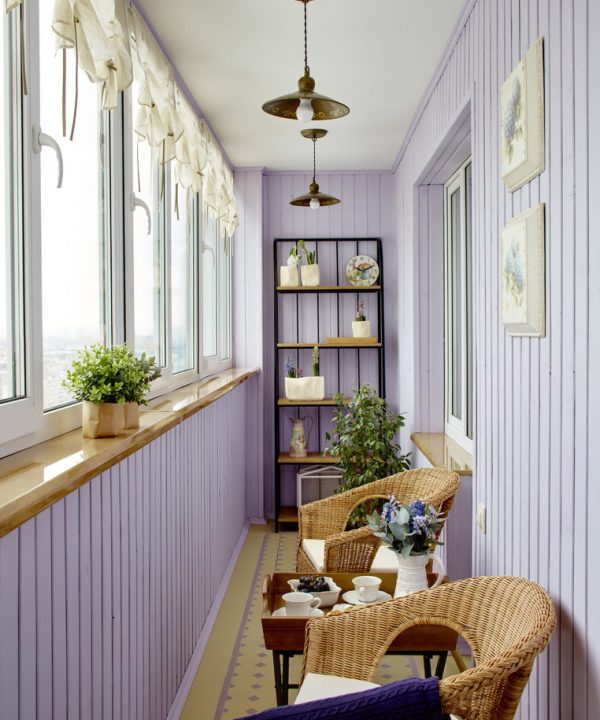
left=262, top=0, right=350, bottom=122
left=290, top=129, right=340, bottom=209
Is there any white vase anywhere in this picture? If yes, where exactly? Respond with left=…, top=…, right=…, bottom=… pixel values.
left=393, top=553, right=446, bottom=598
left=284, top=376, right=325, bottom=401
left=301, top=264, right=320, bottom=287
left=352, top=320, right=371, bottom=338
left=280, top=265, right=299, bottom=287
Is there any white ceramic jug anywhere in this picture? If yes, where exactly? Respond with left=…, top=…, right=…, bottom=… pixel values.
left=289, top=416, right=313, bottom=458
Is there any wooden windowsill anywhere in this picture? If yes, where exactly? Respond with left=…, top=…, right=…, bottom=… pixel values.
left=411, top=432, right=473, bottom=476
left=0, top=368, right=259, bottom=539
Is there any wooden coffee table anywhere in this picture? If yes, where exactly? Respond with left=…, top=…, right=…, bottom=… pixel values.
left=261, top=572, right=462, bottom=705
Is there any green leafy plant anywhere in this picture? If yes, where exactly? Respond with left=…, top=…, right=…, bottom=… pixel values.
left=62, top=344, right=161, bottom=405
left=299, top=239, right=316, bottom=265
left=287, top=245, right=300, bottom=267
left=324, top=385, right=411, bottom=526
left=312, top=346, right=319, bottom=376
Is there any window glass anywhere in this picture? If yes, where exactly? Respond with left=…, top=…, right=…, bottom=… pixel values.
left=170, top=173, right=195, bottom=373
left=202, top=208, right=217, bottom=358
left=39, top=1, right=108, bottom=410
left=220, top=234, right=232, bottom=362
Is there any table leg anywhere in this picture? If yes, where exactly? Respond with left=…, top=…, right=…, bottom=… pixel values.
left=422, top=654, right=432, bottom=677
left=281, top=652, right=291, bottom=705
left=272, top=651, right=283, bottom=706
left=435, top=652, right=448, bottom=678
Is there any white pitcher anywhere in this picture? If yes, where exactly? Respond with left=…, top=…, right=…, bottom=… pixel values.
left=393, top=553, right=446, bottom=598
left=289, top=416, right=313, bottom=458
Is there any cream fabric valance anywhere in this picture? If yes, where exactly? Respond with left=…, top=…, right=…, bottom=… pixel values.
left=52, top=0, right=132, bottom=110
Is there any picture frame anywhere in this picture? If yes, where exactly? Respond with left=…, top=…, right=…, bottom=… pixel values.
left=500, top=37, right=545, bottom=192
left=501, top=204, right=546, bottom=337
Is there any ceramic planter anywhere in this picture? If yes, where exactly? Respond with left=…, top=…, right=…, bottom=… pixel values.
left=352, top=320, right=372, bottom=338
left=280, top=265, right=299, bottom=287
left=301, top=264, right=320, bottom=287
left=124, top=401, right=140, bottom=429
left=82, top=400, right=125, bottom=438
left=284, top=376, right=325, bottom=401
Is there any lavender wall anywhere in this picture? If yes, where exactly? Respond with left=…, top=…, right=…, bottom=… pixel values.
left=395, top=0, right=599, bottom=718
left=0, top=382, right=253, bottom=720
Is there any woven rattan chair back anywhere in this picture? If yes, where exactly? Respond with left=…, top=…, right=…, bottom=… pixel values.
left=302, top=576, right=557, bottom=720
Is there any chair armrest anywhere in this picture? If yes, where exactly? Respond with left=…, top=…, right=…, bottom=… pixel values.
left=322, top=526, right=381, bottom=573
left=298, top=495, right=348, bottom=541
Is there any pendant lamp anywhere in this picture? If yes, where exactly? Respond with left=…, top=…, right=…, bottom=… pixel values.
left=290, top=129, right=340, bottom=209
left=262, top=0, right=349, bottom=122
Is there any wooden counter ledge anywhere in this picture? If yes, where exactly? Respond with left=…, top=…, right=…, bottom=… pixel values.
left=411, top=432, right=473, bottom=476
left=0, top=368, right=259, bottom=538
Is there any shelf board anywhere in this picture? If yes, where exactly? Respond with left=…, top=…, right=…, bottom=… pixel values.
left=277, top=342, right=382, bottom=349
left=278, top=453, right=340, bottom=465
left=277, top=398, right=349, bottom=407
left=277, top=506, right=299, bottom=524
left=276, top=285, right=381, bottom=293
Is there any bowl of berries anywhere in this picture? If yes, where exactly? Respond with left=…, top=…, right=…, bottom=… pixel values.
left=287, top=575, right=341, bottom=607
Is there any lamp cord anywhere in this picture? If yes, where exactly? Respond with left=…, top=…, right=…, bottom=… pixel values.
left=312, top=138, right=316, bottom=183
left=304, top=0, right=309, bottom=75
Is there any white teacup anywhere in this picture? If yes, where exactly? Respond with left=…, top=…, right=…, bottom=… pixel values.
left=352, top=576, right=382, bottom=603
left=282, top=591, right=322, bottom=617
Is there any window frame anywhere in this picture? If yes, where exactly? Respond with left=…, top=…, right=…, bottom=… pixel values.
left=443, top=157, right=473, bottom=454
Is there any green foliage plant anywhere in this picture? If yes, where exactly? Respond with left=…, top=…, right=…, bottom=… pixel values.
left=324, top=385, right=411, bottom=526
left=62, top=344, right=161, bottom=405
left=299, top=239, right=316, bottom=265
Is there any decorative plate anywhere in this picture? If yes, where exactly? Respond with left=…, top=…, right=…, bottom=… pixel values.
left=342, top=590, right=392, bottom=606
left=345, top=255, right=380, bottom=286
left=272, top=607, right=325, bottom=618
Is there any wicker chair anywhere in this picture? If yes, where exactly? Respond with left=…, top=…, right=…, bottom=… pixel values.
left=301, top=576, right=557, bottom=720
left=296, top=467, right=461, bottom=573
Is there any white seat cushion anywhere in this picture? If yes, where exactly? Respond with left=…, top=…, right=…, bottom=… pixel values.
left=302, top=539, right=399, bottom=573
left=294, top=672, right=380, bottom=704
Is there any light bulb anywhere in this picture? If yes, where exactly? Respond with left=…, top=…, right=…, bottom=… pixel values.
left=297, top=98, right=314, bottom=122
left=310, top=197, right=320, bottom=209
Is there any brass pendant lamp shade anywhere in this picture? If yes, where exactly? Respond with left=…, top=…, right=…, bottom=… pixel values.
left=290, top=129, right=340, bottom=208
left=262, top=0, right=349, bottom=122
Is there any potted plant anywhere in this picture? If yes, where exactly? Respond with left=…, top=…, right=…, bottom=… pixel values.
left=280, top=245, right=300, bottom=287
left=352, top=299, right=371, bottom=338
left=62, top=344, right=160, bottom=438
left=324, top=385, right=411, bottom=526
left=284, top=351, right=324, bottom=400
left=299, top=239, right=320, bottom=286
left=122, top=352, right=161, bottom=428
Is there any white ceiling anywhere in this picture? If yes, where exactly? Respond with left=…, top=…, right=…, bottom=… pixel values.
left=136, top=0, right=465, bottom=172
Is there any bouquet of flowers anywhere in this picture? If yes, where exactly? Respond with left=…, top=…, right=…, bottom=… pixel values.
left=366, top=496, right=445, bottom=558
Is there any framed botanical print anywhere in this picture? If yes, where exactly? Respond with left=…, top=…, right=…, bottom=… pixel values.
left=501, top=204, right=546, bottom=337
left=501, top=37, right=545, bottom=191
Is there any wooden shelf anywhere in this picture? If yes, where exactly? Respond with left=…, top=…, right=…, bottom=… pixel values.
left=277, top=506, right=299, bottom=524
left=276, top=285, right=381, bottom=293
left=277, top=397, right=349, bottom=407
left=278, top=453, right=340, bottom=465
left=277, top=342, right=382, bottom=349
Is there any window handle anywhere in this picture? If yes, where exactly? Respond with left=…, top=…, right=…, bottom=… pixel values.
left=32, top=124, right=63, bottom=188
left=130, top=192, right=152, bottom=235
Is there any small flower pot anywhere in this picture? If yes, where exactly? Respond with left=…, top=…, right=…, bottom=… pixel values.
left=280, top=265, right=299, bottom=287
left=284, top=376, right=325, bottom=401
left=124, top=401, right=140, bottom=429
left=301, top=264, right=320, bottom=287
left=352, top=320, right=372, bottom=338
left=82, top=400, right=125, bottom=438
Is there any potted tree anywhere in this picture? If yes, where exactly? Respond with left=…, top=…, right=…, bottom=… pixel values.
left=62, top=344, right=160, bottom=438
left=299, top=239, right=320, bottom=286
left=325, top=385, right=411, bottom=526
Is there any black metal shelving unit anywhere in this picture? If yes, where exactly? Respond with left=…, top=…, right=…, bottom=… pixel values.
left=273, top=238, right=386, bottom=531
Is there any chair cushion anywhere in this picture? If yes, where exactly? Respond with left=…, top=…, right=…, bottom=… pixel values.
left=294, top=673, right=380, bottom=704
left=235, top=676, right=442, bottom=719
left=302, top=539, right=399, bottom=573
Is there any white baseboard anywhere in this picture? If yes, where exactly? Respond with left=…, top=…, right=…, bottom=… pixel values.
left=166, top=521, right=250, bottom=720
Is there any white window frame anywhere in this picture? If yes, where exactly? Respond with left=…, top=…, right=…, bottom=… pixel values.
left=443, top=157, right=473, bottom=454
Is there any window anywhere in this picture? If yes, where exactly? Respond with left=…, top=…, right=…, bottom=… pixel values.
left=444, top=158, right=473, bottom=451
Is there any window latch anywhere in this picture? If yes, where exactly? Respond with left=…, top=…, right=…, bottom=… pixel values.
left=32, top=124, right=63, bottom=188
left=130, top=192, right=152, bottom=235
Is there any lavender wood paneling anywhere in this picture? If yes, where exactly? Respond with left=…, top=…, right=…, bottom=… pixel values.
left=395, top=0, right=599, bottom=717
left=257, top=171, right=396, bottom=515
left=0, top=381, right=252, bottom=720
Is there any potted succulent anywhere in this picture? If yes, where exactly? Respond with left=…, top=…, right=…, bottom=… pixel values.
left=62, top=344, right=160, bottom=438
left=324, top=385, right=411, bottom=526
left=299, top=239, right=320, bottom=286
left=284, top=350, right=324, bottom=401
left=122, top=352, right=162, bottom=428
left=352, top=298, right=371, bottom=338
left=280, top=245, right=300, bottom=287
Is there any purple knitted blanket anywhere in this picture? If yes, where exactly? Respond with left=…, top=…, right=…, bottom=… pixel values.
left=236, top=676, right=443, bottom=719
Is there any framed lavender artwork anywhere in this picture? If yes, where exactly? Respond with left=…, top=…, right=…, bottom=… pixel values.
left=501, top=37, right=545, bottom=192
left=501, top=204, right=545, bottom=337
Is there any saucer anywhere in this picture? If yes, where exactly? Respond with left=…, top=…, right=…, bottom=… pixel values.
left=342, top=590, right=392, bottom=606
left=272, top=607, right=325, bottom=618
